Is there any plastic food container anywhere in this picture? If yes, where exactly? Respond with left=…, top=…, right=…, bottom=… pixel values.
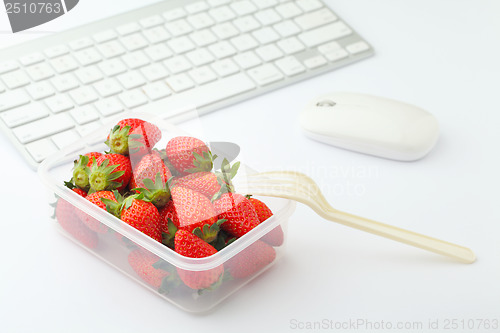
left=38, top=113, right=296, bottom=313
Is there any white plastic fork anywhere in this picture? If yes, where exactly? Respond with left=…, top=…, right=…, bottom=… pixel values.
left=236, top=170, right=476, bottom=264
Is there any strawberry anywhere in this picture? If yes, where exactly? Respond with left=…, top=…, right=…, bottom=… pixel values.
left=70, top=152, right=102, bottom=191
left=174, top=229, right=224, bottom=289
left=55, top=189, right=98, bottom=249
left=165, top=136, right=214, bottom=175
left=104, top=192, right=162, bottom=243
left=225, top=240, right=276, bottom=279
left=128, top=249, right=177, bottom=293
left=213, top=193, right=260, bottom=238
left=170, top=186, right=222, bottom=243
left=76, top=190, right=117, bottom=233
left=105, top=118, right=161, bottom=156
left=88, top=154, right=132, bottom=193
left=172, top=172, right=221, bottom=198
left=129, top=152, right=172, bottom=208
left=248, top=197, right=284, bottom=247
left=158, top=200, right=179, bottom=248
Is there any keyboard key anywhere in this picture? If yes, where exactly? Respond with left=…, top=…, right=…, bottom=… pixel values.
left=255, top=44, right=283, bottom=62
left=230, top=1, right=257, bottom=16
left=0, top=90, right=30, bottom=112
left=98, top=59, right=127, bottom=77
left=121, top=33, right=149, bottom=51
left=211, top=59, right=239, bottom=77
left=122, top=50, right=150, bottom=69
left=252, top=27, right=280, bottom=44
left=230, top=34, right=259, bottom=52
left=97, top=40, right=126, bottom=58
left=275, top=2, right=302, bottom=19
left=209, top=41, right=236, bottom=58
left=296, top=0, right=323, bottom=12
left=163, top=55, right=192, bottom=74
left=233, top=51, right=262, bottom=69
left=0, top=103, right=49, bottom=128
left=0, top=61, right=18, bottom=74
left=1, top=70, right=30, bottom=89
left=95, top=97, right=124, bottom=116
left=25, top=62, right=54, bottom=81
left=208, top=5, right=236, bottom=23
left=277, top=37, right=305, bottom=54
left=346, top=41, right=370, bottom=54
left=186, top=1, right=209, bottom=14
left=140, top=63, right=169, bottom=82
left=207, top=0, right=231, bottom=6
left=69, top=105, right=100, bottom=125
left=273, top=20, right=301, bottom=37
left=142, top=82, right=172, bottom=100
left=168, top=36, right=196, bottom=54
left=118, top=89, right=148, bottom=108
left=187, top=12, right=215, bottom=30
left=190, top=29, right=218, bottom=47
left=26, top=82, right=55, bottom=100
left=140, top=15, right=164, bottom=28
left=188, top=66, right=217, bottom=85
left=294, top=8, right=337, bottom=30
left=45, top=94, right=74, bottom=113
left=93, top=78, right=122, bottom=97
left=116, top=71, right=146, bottom=89
left=0, top=82, right=4, bottom=93
left=143, top=26, right=170, bottom=44
left=44, top=45, right=69, bottom=58
left=298, top=22, right=352, bottom=47
left=75, top=66, right=104, bottom=84
left=252, top=0, right=277, bottom=9
left=116, top=22, right=141, bottom=36
left=93, top=29, right=118, bottom=43
left=303, top=55, right=327, bottom=69
left=318, top=41, right=342, bottom=54
left=51, top=55, right=79, bottom=74
left=69, top=86, right=99, bottom=106
left=13, top=113, right=74, bottom=144
left=247, top=63, right=284, bottom=85
left=165, top=73, right=195, bottom=92
left=51, top=129, right=80, bottom=149
left=20, top=52, right=44, bottom=66
left=76, top=121, right=102, bottom=137
left=186, top=49, right=215, bottom=67
left=324, top=48, right=349, bottom=62
left=211, top=22, right=239, bottom=39
left=69, top=37, right=93, bottom=51
left=25, top=138, right=58, bottom=162
left=165, top=19, right=193, bottom=37
left=144, top=44, right=173, bottom=62
left=163, top=8, right=186, bottom=21
left=232, top=16, right=260, bottom=33
left=275, top=56, right=306, bottom=76
left=254, top=8, right=281, bottom=26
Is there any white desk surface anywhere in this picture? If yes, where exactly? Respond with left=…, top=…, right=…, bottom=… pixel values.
left=1, top=1, right=499, bottom=332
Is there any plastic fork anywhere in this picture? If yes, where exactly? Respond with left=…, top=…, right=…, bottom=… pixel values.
left=236, top=170, right=476, bottom=264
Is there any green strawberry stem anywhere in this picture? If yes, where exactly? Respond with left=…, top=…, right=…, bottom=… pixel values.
left=192, top=219, right=226, bottom=244
left=106, top=125, right=131, bottom=155
left=133, top=173, right=171, bottom=209
left=88, top=157, right=125, bottom=194
left=72, top=155, right=91, bottom=190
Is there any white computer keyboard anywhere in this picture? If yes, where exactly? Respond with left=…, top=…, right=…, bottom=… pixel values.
left=0, top=0, right=373, bottom=169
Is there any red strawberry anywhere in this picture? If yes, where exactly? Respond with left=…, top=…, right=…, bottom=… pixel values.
left=170, top=186, right=221, bottom=242
left=248, top=197, right=284, bottom=246
left=105, top=118, right=161, bottom=156
left=166, top=136, right=214, bottom=175
left=158, top=200, right=179, bottom=248
left=225, top=240, right=276, bottom=279
left=55, top=189, right=98, bottom=249
left=88, top=154, right=132, bottom=193
left=71, top=152, right=102, bottom=191
left=129, top=152, right=172, bottom=208
left=173, top=172, right=221, bottom=198
left=77, top=190, right=117, bottom=233
left=104, top=192, right=162, bottom=243
left=128, top=249, right=177, bottom=293
left=213, top=193, right=260, bottom=238
left=174, top=229, right=223, bottom=289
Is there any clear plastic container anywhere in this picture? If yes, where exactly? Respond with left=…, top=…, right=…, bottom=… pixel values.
left=38, top=113, right=296, bottom=313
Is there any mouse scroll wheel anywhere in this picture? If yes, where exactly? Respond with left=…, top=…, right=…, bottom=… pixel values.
left=316, top=100, right=336, bottom=107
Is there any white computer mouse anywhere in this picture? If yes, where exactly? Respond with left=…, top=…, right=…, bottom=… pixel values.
left=299, top=92, right=439, bottom=161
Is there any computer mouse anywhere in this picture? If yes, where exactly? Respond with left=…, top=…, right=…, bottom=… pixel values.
left=299, top=92, right=439, bottom=161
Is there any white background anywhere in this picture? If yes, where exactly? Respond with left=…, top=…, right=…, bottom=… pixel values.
left=1, top=0, right=500, bottom=332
